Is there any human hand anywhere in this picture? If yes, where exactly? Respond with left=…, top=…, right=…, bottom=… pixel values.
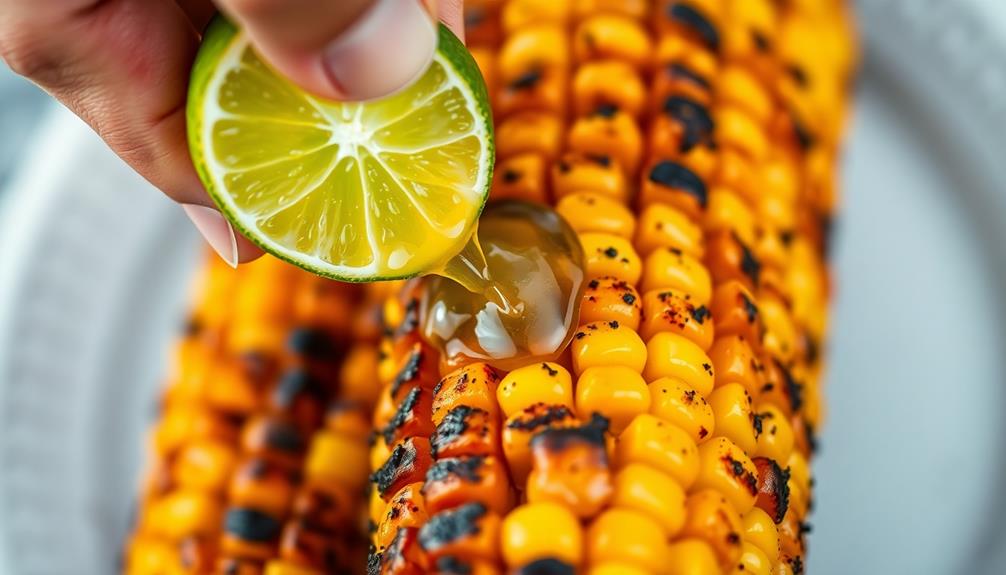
left=0, top=0, right=463, bottom=266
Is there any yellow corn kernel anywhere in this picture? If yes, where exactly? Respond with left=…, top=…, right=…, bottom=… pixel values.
left=611, top=462, right=687, bottom=536
left=305, top=430, right=369, bottom=490
left=634, top=203, right=705, bottom=258
left=695, top=437, right=758, bottom=515
left=742, top=507, right=780, bottom=561
left=587, top=508, right=669, bottom=572
left=581, top=233, right=643, bottom=284
left=497, top=362, right=574, bottom=417
left=264, top=561, right=323, bottom=575
left=642, top=332, right=715, bottom=396
left=648, top=377, right=715, bottom=443
left=143, top=490, right=222, bottom=540
left=759, top=294, right=799, bottom=363
left=556, top=192, right=637, bottom=238
left=552, top=153, right=629, bottom=202
left=576, top=366, right=651, bottom=433
left=708, top=383, right=758, bottom=455
left=369, top=486, right=387, bottom=531
left=705, top=187, right=757, bottom=246
left=497, top=66, right=569, bottom=119
left=571, top=320, right=648, bottom=374
left=567, top=111, right=644, bottom=175
left=716, top=106, right=769, bottom=161
left=579, top=276, right=643, bottom=331
left=502, top=404, right=579, bottom=485
left=640, top=248, right=712, bottom=303
left=369, top=433, right=392, bottom=472
left=640, top=289, right=715, bottom=350
left=499, top=25, right=570, bottom=80
left=666, top=538, right=721, bottom=575
left=125, top=536, right=182, bottom=574
left=731, top=542, right=772, bottom=575
left=775, top=561, right=795, bottom=575
left=574, top=14, right=652, bottom=68
left=573, top=60, right=647, bottom=118
left=786, top=450, right=811, bottom=498
left=171, top=440, right=237, bottom=492
left=502, top=502, right=584, bottom=567
left=502, top=0, right=571, bottom=32
left=709, top=335, right=763, bottom=396
left=589, top=563, right=650, bottom=575
left=573, top=0, right=648, bottom=19
left=754, top=405, right=795, bottom=464
left=681, top=489, right=745, bottom=569
left=496, top=112, right=564, bottom=161
left=339, top=345, right=382, bottom=407
left=718, top=66, right=773, bottom=125
left=615, top=414, right=699, bottom=487
left=492, top=153, right=549, bottom=204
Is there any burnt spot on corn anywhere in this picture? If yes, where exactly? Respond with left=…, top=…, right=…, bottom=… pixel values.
left=515, top=558, right=577, bottom=575
left=588, top=154, right=612, bottom=167
left=734, top=233, right=761, bottom=286
left=752, top=412, right=765, bottom=438
left=776, top=360, right=805, bottom=413
left=224, top=508, right=282, bottom=542
left=668, top=3, right=720, bottom=51
left=432, top=405, right=484, bottom=456
left=531, top=413, right=609, bottom=452
left=649, top=161, right=708, bottom=208
left=753, top=457, right=791, bottom=523
left=372, top=442, right=418, bottom=497
left=382, top=387, right=424, bottom=445
left=594, top=103, right=619, bottom=118
left=418, top=503, right=487, bottom=552
left=791, top=556, right=805, bottom=575
left=790, top=110, right=816, bottom=151
left=690, top=305, right=710, bottom=324
left=752, top=30, right=771, bottom=52
left=182, top=318, right=202, bottom=337
left=603, top=246, right=619, bottom=258
left=436, top=556, right=474, bottom=575
left=502, top=169, right=522, bottom=183
left=663, top=96, right=715, bottom=152
left=425, top=456, right=485, bottom=484
left=622, top=293, right=637, bottom=305
left=740, top=292, right=760, bottom=324
left=390, top=348, right=424, bottom=398
left=667, top=63, right=710, bottom=89
left=509, top=69, right=542, bottom=91
left=263, top=419, right=306, bottom=454
left=507, top=404, right=575, bottom=431
left=366, top=548, right=382, bottom=575
left=273, top=368, right=323, bottom=409
left=723, top=455, right=759, bottom=497
left=788, top=65, right=810, bottom=88
left=287, top=327, right=335, bottom=358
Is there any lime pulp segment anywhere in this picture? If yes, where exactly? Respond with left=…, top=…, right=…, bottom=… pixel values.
left=188, top=19, right=494, bottom=280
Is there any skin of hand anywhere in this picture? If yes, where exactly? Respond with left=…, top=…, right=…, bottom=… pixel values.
left=0, top=0, right=464, bottom=266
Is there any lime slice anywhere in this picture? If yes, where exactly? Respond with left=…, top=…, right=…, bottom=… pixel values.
left=187, top=18, right=494, bottom=281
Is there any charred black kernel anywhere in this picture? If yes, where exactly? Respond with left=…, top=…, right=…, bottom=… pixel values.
left=542, top=363, right=559, bottom=376
left=588, top=279, right=600, bottom=289
left=509, top=69, right=542, bottom=91
left=557, top=160, right=572, bottom=173
left=752, top=412, right=764, bottom=438
left=788, top=65, right=810, bottom=88
left=668, top=3, right=720, bottom=51
left=608, top=321, right=620, bottom=329
left=574, top=331, right=586, bottom=340
left=725, top=456, right=759, bottom=496
left=690, top=305, right=710, bottom=324
left=426, top=456, right=485, bottom=483
left=791, top=111, right=815, bottom=151
left=515, top=558, right=576, bottom=575
left=371, top=442, right=417, bottom=496
left=806, top=421, right=819, bottom=454
left=805, top=335, right=820, bottom=365
left=622, top=293, right=636, bottom=305
left=663, top=96, right=714, bottom=152
left=273, top=368, right=323, bottom=409
left=588, top=154, right=612, bottom=167
left=530, top=413, right=609, bottom=452
left=183, top=318, right=202, bottom=337
left=735, top=233, right=761, bottom=286
left=667, top=63, right=710, bottom=89
left=755, top=457, right=791, bottom=523
left=390, top=349, right=424, bottom=398
left=603, top=247, right=619, bottom=258
left=382, top=387, right=423, bottom=445
left=800, top=522, right=813, bottom=535
left=740, top=292, right=759, bottom=324
left=264, top=420, right=306, bottom=454
left=648, top=161, right=708, bottom=208
left=594, top=103, right=619, bottom=118
left=366, top=550, right=381, bottom=575
left=287, top=327, right=334, bottom=358
left=727, top=532, right=741, bottom=544
left=791, top=556, right=805, bottom=575
left=224, top=508, right=282, bottom=542
left=752, top=30, right=771, bottom=52
left=431, top=405, right=482, bottom=457
left=776, top=360, right=804, bottom=413
left=780, top=229, right=795, bottom=246
left=436, top=556, right=474, bottom=575
left=507, top=404, right=574, bottom=431
left=502, top=169, right=522, bottom=183
left=418, top=503, right=487, bottom=552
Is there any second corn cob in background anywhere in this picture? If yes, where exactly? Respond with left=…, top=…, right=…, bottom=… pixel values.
left=369, top=1, right=855, bottom=574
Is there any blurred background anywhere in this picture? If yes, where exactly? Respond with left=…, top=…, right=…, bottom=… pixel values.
left=0, top=0, right=1005, bottom=573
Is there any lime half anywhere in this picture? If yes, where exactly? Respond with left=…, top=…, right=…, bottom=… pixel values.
left=188, top=18, right=494, bottom=281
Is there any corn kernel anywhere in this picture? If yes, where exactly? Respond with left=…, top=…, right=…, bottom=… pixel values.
left=640, top=248, right=712, bottom=303
left=497, top=112, right=564, bottom=161
left=557, top=192, right=637, bottom=238
left=589, top=563, right=650, bottom=575
left=492, top=153, right=549, bottom=204
left=634, top=202, right=705, bottom=258
left=579, top=277, right=643, bottom=330
left=681, top=489, right=745, bottom=568
left=572, top=320, right=648, bottom=374
left=502, top=0, right=571, bottom=32
left=573, top=60, right=647, bottom=118
left=695, top=437, right=758, bottom=514
left=587, top=508, right=669, bottom=572
left=754, top=405, right=795, bottom=463
left=498, top=362, right=574, bottom=417
left=306, top=430, right=369, bottom=490
left=642, top=332, right=715, bottom=396
left=705, top=187, right=757, bottom=246
left=499, top=25, right=570, bottom=79
left=742, top=507, right=780, bottom=561
left=611, top=462, right=687, bottom=536
left=716, top=106, right=769, bottom=160
left=552, top=152, right=629, bottom=202
left=502, top=502, right=584, bottom=567
left=615, top=414, right=699, bottom=487
left=666, top=539, right=721, bottom=575
left=568, top=111, right=644, bottom=175
left=709, top=335, right=763, bottom=396
left=648, top=377, right=715, bottom=443
left=640, top=289, right=714, bottom=350
left=574, top=15, right=652, bottom=68
left=708, top=383, right=758, bottom=455
left=576, top=366, right=651, bottom=433
left=731, top=542, right=772, bottom=575
left=581, top=233, right=643, bottom=285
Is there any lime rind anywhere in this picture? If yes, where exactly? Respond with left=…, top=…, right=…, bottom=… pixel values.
left=188, top=17, right=494, bottom=282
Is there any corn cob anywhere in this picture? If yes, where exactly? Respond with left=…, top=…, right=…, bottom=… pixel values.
left=125, top=254, right=386, bottom=574
left=369, top=2, right=855, bottom=575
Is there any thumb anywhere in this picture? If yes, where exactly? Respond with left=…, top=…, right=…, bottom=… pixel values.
left=217, top=0, right=439, bottom=101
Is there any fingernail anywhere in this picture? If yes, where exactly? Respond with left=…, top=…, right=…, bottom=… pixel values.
left=323, top=0, right=437, bottom=101
left=182, top=204, right=239, bottom=268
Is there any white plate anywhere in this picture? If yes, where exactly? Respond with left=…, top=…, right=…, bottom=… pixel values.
left=1, top=1, right=1005, bottom=573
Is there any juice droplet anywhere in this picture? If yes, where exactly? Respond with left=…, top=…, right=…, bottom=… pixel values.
left=420, top=201, right=586, bottom=371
